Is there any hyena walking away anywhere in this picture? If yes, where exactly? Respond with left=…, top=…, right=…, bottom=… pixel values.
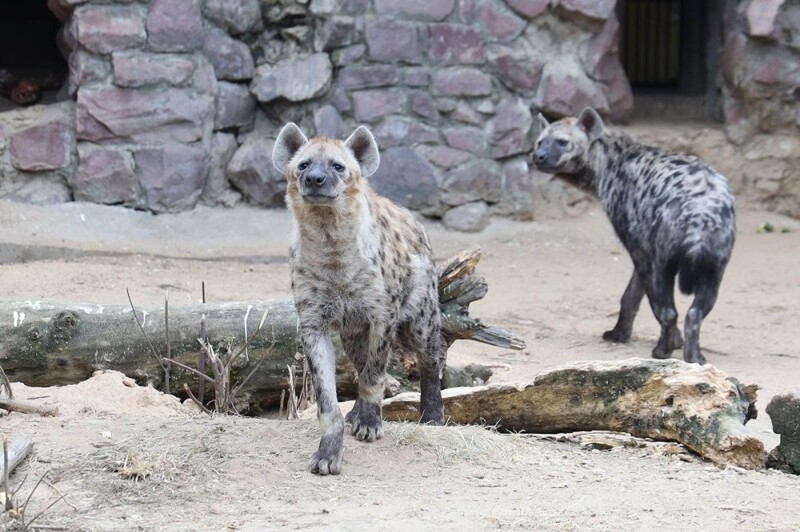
left=533, top=108, right=735, bottom=365
left=272, top=123, right=445, bottom=475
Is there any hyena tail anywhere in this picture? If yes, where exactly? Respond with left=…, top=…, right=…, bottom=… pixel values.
left=677, top=247, right=722, bottom=296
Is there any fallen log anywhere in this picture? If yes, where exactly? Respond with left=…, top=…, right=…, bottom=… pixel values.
left=381, top=358, right=766, bottom=470
left=0, top=398, right=58, bottom=417
left=0, top=248, right=524, bottom=411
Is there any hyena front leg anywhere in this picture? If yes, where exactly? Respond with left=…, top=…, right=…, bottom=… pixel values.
left=648, top=267, right=684, bottom=359
left=304, top=333, right=345, bottom=475
left=603, top=270, right=645, bottom=343
left=343, top=323, right=391, bottom=442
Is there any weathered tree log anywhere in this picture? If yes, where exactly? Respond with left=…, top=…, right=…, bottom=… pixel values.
left=0, top=248, right=524, bottom=411
left=381, top=358, right=766, bottom=470
left=1, top=434, right=33, bottom=487
left=0, top=398, right=58, bottom=417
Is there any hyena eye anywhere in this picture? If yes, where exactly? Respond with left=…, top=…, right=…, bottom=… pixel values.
left=298, top=161, right=309, bottom=171
left=332, top=163, right=345, bottom=172
left=556, top=138, right=569, bottom=147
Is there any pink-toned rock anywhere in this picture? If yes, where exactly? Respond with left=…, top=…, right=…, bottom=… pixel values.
left=68, top=51, right=109, bottom=96
left=442, top=201, right=490, bottom=232
left=339, top=65, right=399, bottom=89
left=467, top=1, right=526, bottom=42
left=582, top=16, right=621, bottom=80
left=314, top=105, right=344, bottom=138
left=745, top=0, right=784, bottom=38
left=441, top=158, right=493, bottom=206
left=73, top=4, right=146, bottom=54
left=146, top=0, right=204, bottom=52
left=498, top=157, right=534, bottom=218
left=443, top=126, right=486, bottom=155
left=370, top=146, right=441, bottom=213
left=76, top=87, right=213, bottom=143
left=193, top=57, right=219, bottom=97
left=428, top=24, right=485, bottom=64
left=112, top=53, right=195, bottom=88
left=365, top=19, right=423, bottom=63
left=421, top=145, right=473, bottom=169
left=556, top=0, right=615, bottom=20
left=10, top=122, right=71, bottom=171
left=315, top=16, right=357, bottom=51
left=72, top=145, right=140, bottom=205
left=431, top=67, right=493, bottom=96
left=605, top=62, right=633, bottom=123
left=536, top=66, right=611, bottom=117
left=353, top=90, right=407, bottom=122
left=203, top=0, right=262, bottom=35
left=505, top=0, right=549, bottom=19
left=373, top=117, right=440, bottom=148
left=488, top=97, right=532, bottom=159
left=250, top=53, right=332, bottom=103
left=134, top=144, right=208, bottom=213
left=489, top=47, right=543, bottom=93
left=722, top=33, right=748, bottom=87
left=202, top=132, right=241, bottom=207
left=375, top=0, right=455, bottom=21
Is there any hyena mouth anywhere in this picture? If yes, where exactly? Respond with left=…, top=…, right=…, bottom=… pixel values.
left=301, top=192, right=338, bottom=204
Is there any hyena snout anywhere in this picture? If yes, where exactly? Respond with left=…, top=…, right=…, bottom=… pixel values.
left=299, top=163, right=339, bottom=202
left=532, top=138, right=569, bottom=172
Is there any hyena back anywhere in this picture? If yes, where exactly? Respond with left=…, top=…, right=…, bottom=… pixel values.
left=533, top=108, right=735, bottom=365
left=272, top=123, right=445, bottom=475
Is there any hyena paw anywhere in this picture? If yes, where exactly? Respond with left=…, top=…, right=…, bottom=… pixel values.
left=671, top=329, right=684, bottom=350
left=683, top=350, right=707, bottom=365
left=309, top=434, right=344, bottom=475
left=349, top=401, right=383, bottom=442
left=420, top=396, right=445, bottom=425
left=651, top=345, right=673, bottom=360
left=602, top=327, right=631, bottom=343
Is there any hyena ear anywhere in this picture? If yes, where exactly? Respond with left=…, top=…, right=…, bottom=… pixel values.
left=344, top=126, right=380, bottom=177
left=272, top=123, right=309, bottom=173
left=577, top=107, right=604, bottom=142
left=535, top=112, right=550, bottom=134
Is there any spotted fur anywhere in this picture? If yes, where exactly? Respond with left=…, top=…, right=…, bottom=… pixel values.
left=272, top=123, right=445, bottom=475
left=533, top=108, right=736, bottom=364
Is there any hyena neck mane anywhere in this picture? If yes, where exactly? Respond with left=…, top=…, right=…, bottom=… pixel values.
left=580, top=129, right=642, bottom=195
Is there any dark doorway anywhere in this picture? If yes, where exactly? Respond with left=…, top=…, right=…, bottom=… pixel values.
left=0, top=0, right=68, bottom=111
left=619, top=0, right=723, bottom=122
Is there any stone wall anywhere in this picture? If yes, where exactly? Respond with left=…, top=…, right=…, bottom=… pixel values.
left=0, top=0, right=632, bottom=229
left=721, top=0, right=800, bottom=218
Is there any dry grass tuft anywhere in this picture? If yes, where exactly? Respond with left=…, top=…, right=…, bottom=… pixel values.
left=387, top=422, right=533, bottom=466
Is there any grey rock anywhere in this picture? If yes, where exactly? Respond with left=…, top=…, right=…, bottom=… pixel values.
left=250, top=53, right=332, bottom=103
left=370, top=146, right=441, bottom=213
left=315, top=16, right=356, bottom=51
left=556, top=0, right=615, bottom=21
left=373, top=117, right=440, bottom=148
left=440, top=158, right=492, bottom=205
left=403, top=68, right=430, bottom=87
left=464, top=0, right=526, bottom=42
left=203, top=27, right=255, bottom=81
left=112, top=52, right=195, bottom=88
left=227, top=137, right=286, bottom=206
left=410, top=91, right=440, bottom=120
left=193, top=56, right=220, bottom=97
left=215, top=82, right=256, bottom=131
left=443, top=201, right=490, bottom=232
left=0, top=175, right=72, bottom=205
left=334, top=44, right=367, bottom=66
left=339, top=65, right=400, bottom=89
left=767, top=392, right=800, bottom=437
left=365, top=19, right=423, bottom=63
left=489, top=46, right=544, bottom=94
left=498, top=156, right=534, bottom=218
left=72, top=145, right=140, bottom=206
left=374, top=0, right=455, bottom=21
left=505, top=0, right=549, bottom=19
left=314, top=105, right=344, bottom=138
left=134, top=143, right=209, bottom=213
left=146, top=0, right=205, bottom=52
left=421, top=145, right=472, bottom=169
left=68, top=51, right=110, bottom=96
left=202, top=133, right=242, bottom=206
left=536, top=65, right=610, bottom=117
left=443, top=126, right=487, bottom=155
left=203, top=0, right=262, bottom=35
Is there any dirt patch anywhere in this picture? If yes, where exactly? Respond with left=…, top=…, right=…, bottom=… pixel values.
left=0, top=198, right=799, bottom=529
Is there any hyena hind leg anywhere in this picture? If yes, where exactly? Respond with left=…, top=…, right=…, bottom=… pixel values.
left=649, top=268, right=684, bottom=359
left=683, top=280, right=721, bottom=365
left=341, top=324, right=391, bottom=442
left=403, top=307, right=444, bottom=424
left=603, top=271, right=645, bottom=343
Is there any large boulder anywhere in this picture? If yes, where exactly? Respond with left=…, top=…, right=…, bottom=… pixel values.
left=215, top=82, right=256, bottom=131
left=71, top=145, right=140, bottom=206
left=227, top=137, right=286, bottom=206
left=134, top=143, right=209, bottom=213
left=370, top=146, right=441, bottom=214
left=146, top=0, right=205, bottom=52
left=202, top=27, right=255, bottom=81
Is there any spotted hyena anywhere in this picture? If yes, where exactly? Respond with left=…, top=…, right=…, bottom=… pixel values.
left=272, top=123, right=445, bottom=475
left=532, top=108, right=735, bottom=365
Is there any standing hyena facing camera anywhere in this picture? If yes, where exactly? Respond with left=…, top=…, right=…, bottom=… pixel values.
left=533, top=108, right=735, bottom=365
left=272, top=123, right=445, bottom=475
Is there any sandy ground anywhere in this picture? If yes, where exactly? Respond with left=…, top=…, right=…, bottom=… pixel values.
left=0, top=195, right=799, bottom=530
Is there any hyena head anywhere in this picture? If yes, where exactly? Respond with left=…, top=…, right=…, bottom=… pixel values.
left=532, top=107, right=605, bottom=191
left=272, top=123, right=380, bottom=210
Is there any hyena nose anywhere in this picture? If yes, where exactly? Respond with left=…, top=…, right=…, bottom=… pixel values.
left=534, top=150, right=547, bottom=164
left=304, top=172, right=327, bottom=188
